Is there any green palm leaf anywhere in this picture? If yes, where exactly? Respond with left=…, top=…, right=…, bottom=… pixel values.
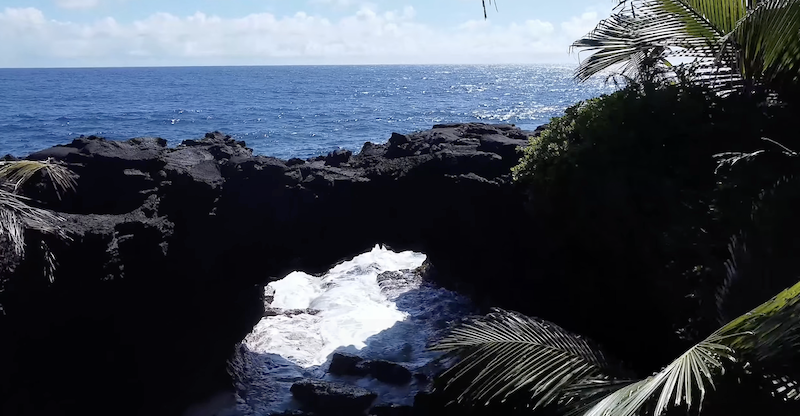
left=581, top=333, right=736, bottom=416
left=430, top=309, right=621, bottom=410
left=680, top=0, right=749, bottom=34
left=433, top=278, right=800, bottom=416
left=573, top=0, right=732, bottom=82
left=731, top=0, right=800, bottom=87
left=571, top=0, right=800, bottom=95
left=582, top=279, right=800, bottom=416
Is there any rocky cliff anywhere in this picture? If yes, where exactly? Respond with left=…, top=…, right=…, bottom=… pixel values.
left=0, top=123, right=538, bottom=415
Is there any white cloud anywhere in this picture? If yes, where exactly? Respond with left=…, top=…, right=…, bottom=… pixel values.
left=54, top=0, right=100, bottom=10
left=0, top=6, right=596, bottom=67
left=560, top=12, right=600, bottom=40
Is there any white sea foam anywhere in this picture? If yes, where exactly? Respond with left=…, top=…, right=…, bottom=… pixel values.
left=244, top=245, right=427, bottom=367
left=231, top=245, right=475, bottom=415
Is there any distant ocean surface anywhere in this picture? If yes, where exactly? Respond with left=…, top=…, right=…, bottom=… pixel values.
left=0, top=65, right=616, bottom=159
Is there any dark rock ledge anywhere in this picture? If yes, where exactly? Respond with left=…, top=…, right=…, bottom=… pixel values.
left=0, top=123, right=537, bottom=416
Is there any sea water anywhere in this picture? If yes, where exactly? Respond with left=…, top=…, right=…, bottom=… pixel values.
left=228, top=245, right=474, bottom=415
left=0, top=65, right=616, bottom=158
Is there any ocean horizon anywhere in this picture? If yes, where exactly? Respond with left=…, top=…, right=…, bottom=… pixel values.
left=0, top=64, right=616, bottom=159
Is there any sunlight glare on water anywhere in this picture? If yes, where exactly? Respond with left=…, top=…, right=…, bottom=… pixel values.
left=0, top=65, right=617, bottom=158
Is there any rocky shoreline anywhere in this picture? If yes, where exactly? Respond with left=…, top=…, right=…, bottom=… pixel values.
left=0, top=123, right=542, bottom=415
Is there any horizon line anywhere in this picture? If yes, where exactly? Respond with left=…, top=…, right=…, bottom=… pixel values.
left=0, top=62, right=580, bottom=70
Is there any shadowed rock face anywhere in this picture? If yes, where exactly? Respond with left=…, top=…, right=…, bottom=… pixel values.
left=0, top=123, right=537, bottom=415
left=291, top=379, right=377, bottom=414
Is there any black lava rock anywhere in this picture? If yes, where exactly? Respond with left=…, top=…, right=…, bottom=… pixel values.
left=0, top=123, right=537, bottom=415
left=328, top=352, right=369, bottom=377
left=291, top=379, right=377, bottom=415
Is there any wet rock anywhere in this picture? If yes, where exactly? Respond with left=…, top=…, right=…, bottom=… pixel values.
left=388, top=132, right=410, bottom=146
left=265, top=285, right=276, bottom=305
left=328, top=353, right=412, bottom=385
left=328, top=352, right=369, bottom=377
left=415, top=260, right=437, bottom=282
left=325, top=149, right=352, bottom=167
left=376, top=270, right=419, bottom=298
left=290, top=379, right=377, bottom=415
left=263, top=307, right=321, bottom=317
left=287, top=157, right=306, bottom=167
left=363, top=360, right=413, bottom=385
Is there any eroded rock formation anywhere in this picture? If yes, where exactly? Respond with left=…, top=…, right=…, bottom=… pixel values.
left=0, top=123, right=536, bottom=415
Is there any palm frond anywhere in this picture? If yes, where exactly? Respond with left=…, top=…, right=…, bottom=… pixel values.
left=582, top=334, right=735, bottom=416
left=41, top=241, right=57, bottom=284
left=714, top=149, right=767, bottom=174
left=681, top=0, right=749, bottom=34
left=583, top=279, right=800, bottom=416
left=0, top=208, right=24, bottom=257
left=572, top=12, right=669, bottom=82
left=716, top=232, right=748, bottom=325
left=574, top=0, right=754, bottom=90
left=481, top=0, right=497, bottom=19
left=433, top=278, right=800, bottom=416
left=732, top=0, right=800, bottom=87
left=0, top=159, right=77, bottom=200
left=725, top=279, right=800, bottom=362
left=0, top=189, right=68, bottom=257
left=573, top=0, right=733, bottom=82
left=560, top=379, right=640, bottom=416
left=430, top=309, right=618, bottom=410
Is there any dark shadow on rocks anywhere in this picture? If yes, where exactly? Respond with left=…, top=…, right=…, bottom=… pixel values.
left=0, top=124, right=538, bottom=415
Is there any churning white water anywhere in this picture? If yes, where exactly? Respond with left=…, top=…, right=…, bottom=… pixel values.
left=245, top=245, right=427, bottom=367
left=226, top=245, right=474, bottom=415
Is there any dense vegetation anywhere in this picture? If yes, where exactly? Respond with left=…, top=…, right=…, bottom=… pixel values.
left=432, top=0, right=800, bottom=415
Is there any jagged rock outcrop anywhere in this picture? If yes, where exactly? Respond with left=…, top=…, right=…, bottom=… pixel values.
left=291, top=379, right=377, bottom=415
left=327, top=352, right=413, bottom=385
left=0, top=123, right=536, bottom=415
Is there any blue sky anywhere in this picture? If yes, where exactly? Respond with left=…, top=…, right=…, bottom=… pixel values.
left=0, top=0, right=615, bottom=67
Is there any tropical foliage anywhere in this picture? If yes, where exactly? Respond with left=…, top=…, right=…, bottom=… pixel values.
left=510, top=82, right=790, bottom=372
left=434, top=3, right=800, bottom=414
left=432, top=274, right=800, bottom=415
left=0, top=159, right=74, bottom=282
left=0, top=160, right=77, bottom=200
left=572, top=0, right=800, bottom=97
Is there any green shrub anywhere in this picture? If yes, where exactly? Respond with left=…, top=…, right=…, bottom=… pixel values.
left=510, top=83, right=774, bottom=372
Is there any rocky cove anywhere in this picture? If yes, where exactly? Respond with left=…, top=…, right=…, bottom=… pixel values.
left=0, top=123, right=547, bottom=415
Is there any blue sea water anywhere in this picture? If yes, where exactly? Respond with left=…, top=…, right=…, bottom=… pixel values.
left=0, top=65, right=616, bottom=159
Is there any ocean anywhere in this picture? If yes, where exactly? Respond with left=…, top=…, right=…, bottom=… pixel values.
left=0, top=65, right=616, bottom=159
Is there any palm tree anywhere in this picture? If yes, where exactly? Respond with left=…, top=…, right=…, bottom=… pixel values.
left=430, top=273, right=800, bottom=415
left=572, top=0, right=800, bottom=96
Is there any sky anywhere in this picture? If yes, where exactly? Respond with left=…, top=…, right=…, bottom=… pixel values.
left=0, top=0, right=616, bottom=68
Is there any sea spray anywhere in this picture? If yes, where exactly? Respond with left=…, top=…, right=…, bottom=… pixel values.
left=231, top=245, right=474, bottom=415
